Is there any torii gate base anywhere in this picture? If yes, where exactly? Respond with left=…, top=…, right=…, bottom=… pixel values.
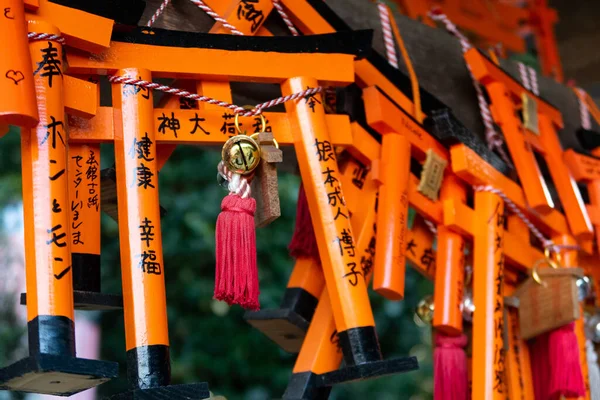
left=0, top=354, right=118, bottom=396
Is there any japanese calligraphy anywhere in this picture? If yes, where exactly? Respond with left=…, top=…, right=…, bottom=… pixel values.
left=237, top=0, right=265, bottom=32
left=352, top=165, right=368, bottom=189
left=322, top=167, right=338, bottom=187
left=420, top=248, right=435, bottom=274
left=49, top=159, right=65, bottom=181
left=327, top=186, right=345, bottom=207
left=40, top=116, right=65, bottom=149
left=122, top=76, right=150, bottom=99
left=130, top=132, right=155, bottom=161
left=138, top=250, right=161, bottom=275
left=47, top=224, right=67, bottom=247
left=360, top=231, right=376, bottom=278
left=406, top=239, right=417, bottom=257
left=33, top=42, right=62, bottom=88
left=220, top=113, right=238, bottom=136
left=86, top=150, right=99, bottom=211
left=303, top=89, right=322, bottom=112
left=52, top=199, right=62, bottom=213
left=139, top=217, right=155, bottom=247
left=135, top=163, right=155, bottom=189
left=315, top=139, right=335, bottom=162
left=189, top=113, right=210, bottom=135
left=252, top=115, right=272, bottom=133
left=337, top=229, right=356, bottom=257
left=157, top=112, right=181, bottom=138
left=343, top=262, right=362, bottom=286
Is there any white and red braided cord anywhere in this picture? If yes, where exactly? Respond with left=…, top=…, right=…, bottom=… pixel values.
left=28, top=32, right=65, bottom=44
left=377, top=2, right=399, bottom=68
left=218, top=161, right=252, bottom=199
left=576, top=88, right=592, bottom=130
left=474, top=185, right=580, bottom=254
left=146, top=0, right=244, bottom=35
left=517, top=62, right=539, bottom=96
left=189, top=0, right=244, bottom=35
left=146, top=0, right=172, bottom=27
left=429, top=10, right=513, bottom=169
left=272, top=0, right=299, bottom=36
left=107, top=75, right=322, bottom=117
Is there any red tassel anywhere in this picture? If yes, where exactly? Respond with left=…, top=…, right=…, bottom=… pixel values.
left=288, top=183, right=319, bottom=259
left=434, top=333, right=468, bottom=400
left=214, top=194, right=259, bottom=311
left=548, top=322, right=585, bottom=399
left=529, top=333, right=551, bottom=400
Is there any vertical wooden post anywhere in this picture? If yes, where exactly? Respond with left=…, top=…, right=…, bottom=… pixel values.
left=68, top=143, right=102, bottom=292
left=373, top=133, right=410, bottom=300
left=434, top=175, right=467, bottom=335
left=0, top=0, right=38, bottom=128
left=282, top=76, right=379, bottom=365
left=487, top=82, right=553, bottom=213
left=24, top=20, right=74, bottom=356
left=472, top=189, right=506, bottom=399
left=283, top=188, right=377, bottom=399
left=504, top=283, right=535, bottom=400
left=112, top=68, right=171, bottom=389
left=282, top=258, right=325, bottom=320
left=554, top=234, right=591, bottom=400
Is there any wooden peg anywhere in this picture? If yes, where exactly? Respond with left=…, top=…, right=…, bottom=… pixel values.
left=251, top=131, right=283, bottom=228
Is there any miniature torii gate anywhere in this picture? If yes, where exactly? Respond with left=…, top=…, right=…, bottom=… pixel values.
left=0, top=4, right=431, bottom=393
left=465, top=49, right=593, bottom=249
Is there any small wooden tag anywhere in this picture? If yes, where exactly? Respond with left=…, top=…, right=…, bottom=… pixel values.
left=251, top=132, right=282, bottom=228
left=418, top=149, right=447, bottom=201
left=514, top=267, right=583, bottom=340
left=522, top=92, right=539, bottom=135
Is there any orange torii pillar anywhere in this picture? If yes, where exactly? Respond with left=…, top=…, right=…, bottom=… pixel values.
left=434, top=175, right=467, bottom=336
left=111, top=68, right=210, bottom=398
left=0, top=20, right=117, bottom=396
left=282, top=76, right=418, bottom=381
left=472, top=189, right=506, bottom=399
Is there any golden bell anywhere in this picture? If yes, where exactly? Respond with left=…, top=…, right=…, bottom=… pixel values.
left=221, top=135, right=261, bottom=175
left=415, top=295, right=434, bottom=325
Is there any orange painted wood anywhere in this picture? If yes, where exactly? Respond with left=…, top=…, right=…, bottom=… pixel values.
left=472, top=190, right=506, bottom=399
left=450, top=143, right=569, bottom=237
left=433, top=175, right=467, bottom=335
left=69, top=108, right=353, bottom=147
left=112, top=68, right=169, bottom=351
left=1, top=0, right=38, bottom=128
left=23, top=21, right=74, bottom=322
left=282, top=76, right=374, bottom=333
left=67, top=42, right=356, bottom=85
left=64, top=75, right=98, bottom=119
left=30, top=0, right=113, bottom=53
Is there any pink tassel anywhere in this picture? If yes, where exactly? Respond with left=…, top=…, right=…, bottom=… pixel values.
left=288, top=184, right=319, bottom=259
left=529, top=333, right=551, bottom=400
left=214, top=194, right=259, bottom=311
left=434, top=333, right=469, bottom=400
left=548, top=322, right=585, bottom=399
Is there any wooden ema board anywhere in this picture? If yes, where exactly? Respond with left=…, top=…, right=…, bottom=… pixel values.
left=514, top=268, right=583, bottom=340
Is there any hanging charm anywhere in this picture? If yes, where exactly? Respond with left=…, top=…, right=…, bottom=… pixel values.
left=515, top=250, right=586, bottom=399
left=250, top=130, right=282, bottom=228
left=214, top=113, right=262, bottom=311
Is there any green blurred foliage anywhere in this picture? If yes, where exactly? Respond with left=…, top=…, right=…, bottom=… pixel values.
left=0, top=127, right=434, bottom=400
